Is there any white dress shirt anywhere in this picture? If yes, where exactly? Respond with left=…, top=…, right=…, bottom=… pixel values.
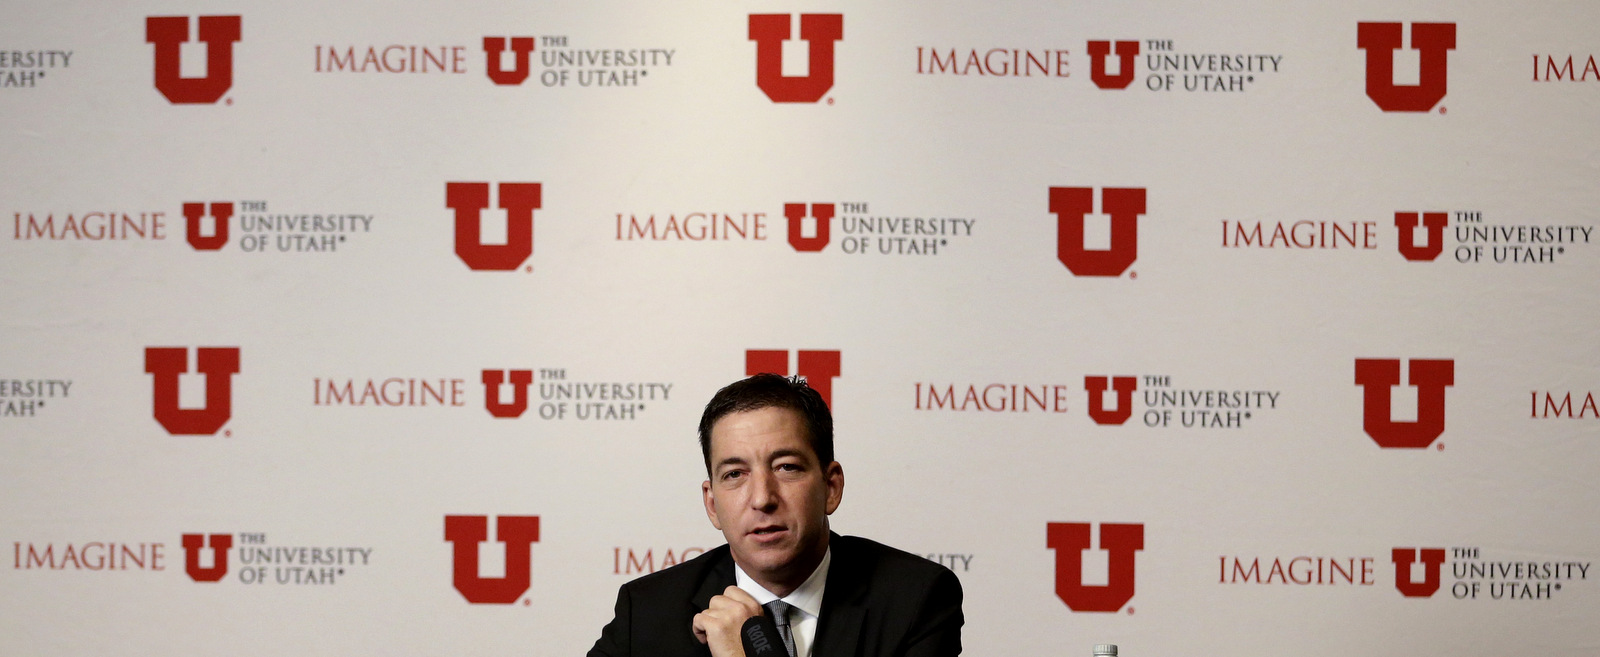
left=734, top=547, right=831, bottom=657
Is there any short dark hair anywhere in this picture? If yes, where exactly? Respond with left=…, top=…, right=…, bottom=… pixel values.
left=698, top=374, right=834, bottom=474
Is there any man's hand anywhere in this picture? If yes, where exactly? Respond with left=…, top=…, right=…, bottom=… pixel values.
left=692, top=586, right=764, bottom=657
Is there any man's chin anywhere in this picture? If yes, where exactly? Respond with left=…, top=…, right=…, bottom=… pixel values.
left=734, top=544, right=797, bottom=573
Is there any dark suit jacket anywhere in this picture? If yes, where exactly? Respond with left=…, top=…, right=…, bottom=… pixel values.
left=588, top=533, right=963, bottom=657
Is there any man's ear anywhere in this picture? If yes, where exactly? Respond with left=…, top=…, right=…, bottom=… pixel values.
left=702, top=480, right=723, bottom=530
left=824, top=461, right=844, bottom=515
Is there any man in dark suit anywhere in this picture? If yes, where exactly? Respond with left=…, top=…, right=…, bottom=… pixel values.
left=588, top=374, right=963, bottom=657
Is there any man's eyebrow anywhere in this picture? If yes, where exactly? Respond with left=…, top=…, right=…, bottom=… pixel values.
left=714, top=450, right=808, bottom=470
left=768, top=448, right=808, bottom=461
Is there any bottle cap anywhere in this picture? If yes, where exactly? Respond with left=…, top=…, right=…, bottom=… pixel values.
left=1093, top=645, right=1118, bottom=656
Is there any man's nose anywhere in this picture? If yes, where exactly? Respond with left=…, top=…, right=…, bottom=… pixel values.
left=748, top=469, right=780, bottom=511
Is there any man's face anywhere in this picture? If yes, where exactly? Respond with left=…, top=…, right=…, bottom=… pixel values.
left=702, top=406, right=843, bottom=592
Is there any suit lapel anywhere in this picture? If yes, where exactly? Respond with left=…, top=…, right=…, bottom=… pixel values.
left=813, top=534, right=864, bottom=657
left=691, top=547, right=738, bottom=613
left=814, top=604, right=864, bottom=657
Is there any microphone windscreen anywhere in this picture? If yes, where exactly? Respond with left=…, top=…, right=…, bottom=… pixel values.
left=741, top=614, right=783, bottom=656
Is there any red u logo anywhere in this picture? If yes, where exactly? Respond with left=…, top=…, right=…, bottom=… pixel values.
left=1051, top=187, right=1147, bottom=277
left=182, top=533, right=233, bottom=582
left=1392, top=547, right=1446, bottom=597
left=145, top=347, right=240, bottom=435
left=483, top=370, right=533, bottom=418
left=749, top=14, right=843, bottom=103
left=746, top=350, right=841, bottom=408
left=1085, top=376, right=1137, bottom=425
left=1395, top=212, right=1447, bottom=261
left=146, top=16, right=241, bottom=104
left=484, top=37, right=535, bottom=85
left=1088, top=41, right=1139, bottom=89
left=784, top=203, right=834, bottom=252
left=183, top=202, right=232, bottom=251
left=1358, top=22, right=1456, bottom=112
left=1047, top=522, right=1144, bottom=612
left=447, top=182, right=541, bottom=271
left=1354, top=358, right=1454, bottom=448
left=444, top=515, right=541, bottom=604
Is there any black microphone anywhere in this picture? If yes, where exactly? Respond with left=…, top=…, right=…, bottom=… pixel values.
left=741, top=613, right=783, bottom=656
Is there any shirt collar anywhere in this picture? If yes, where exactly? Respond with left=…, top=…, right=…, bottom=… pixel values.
left=733, top=546, right=831, bottom=620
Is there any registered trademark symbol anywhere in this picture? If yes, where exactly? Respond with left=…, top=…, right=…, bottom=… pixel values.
left=339, top=235, right=346, bottom=242
left=1244, top=412, right=1251, bottom=419
left=1129, top=271, right=1138, bottom=279
left=1436, top=443, right=1444, bottom=451
left=525, top=266, right=533, bottom=273
left=523, top=598, right=532, bottom=606
left=1559, top=247, right=1565, bottom=254
left=225, top=430, right=233, bottom=438
left=1127, top=606, right=1135, bottom=615
left=338, top=569, right=345, bottom=575
left=827, top=97, right=834, bottom=105
left=1439, top=106, right=1446, bottom=115
left=226, top=98, right=233, bottom=106
left=639, top=404, right=646, bottom=411
left=38, top=401, right=45, bottom=407
left=1555, top=583, right=1562, bottom=591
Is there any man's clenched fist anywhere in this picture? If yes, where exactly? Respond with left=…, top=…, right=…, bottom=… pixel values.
left=692, top=586, right=765, bottom=657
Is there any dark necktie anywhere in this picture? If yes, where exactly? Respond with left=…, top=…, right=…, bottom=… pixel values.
left=763, top=600, right=797, bottom=657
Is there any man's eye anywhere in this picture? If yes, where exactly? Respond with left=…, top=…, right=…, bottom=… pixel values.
left=778, top=463, right=802, bottom=472
left=722, top=470, right=744, bottom=481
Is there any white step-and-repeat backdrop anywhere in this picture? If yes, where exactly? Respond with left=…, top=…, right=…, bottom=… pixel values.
left=4, top=2, right=1598, bottom=655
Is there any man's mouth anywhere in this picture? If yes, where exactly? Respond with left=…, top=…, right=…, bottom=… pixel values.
left=750, top=525, right=787, bottom=539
